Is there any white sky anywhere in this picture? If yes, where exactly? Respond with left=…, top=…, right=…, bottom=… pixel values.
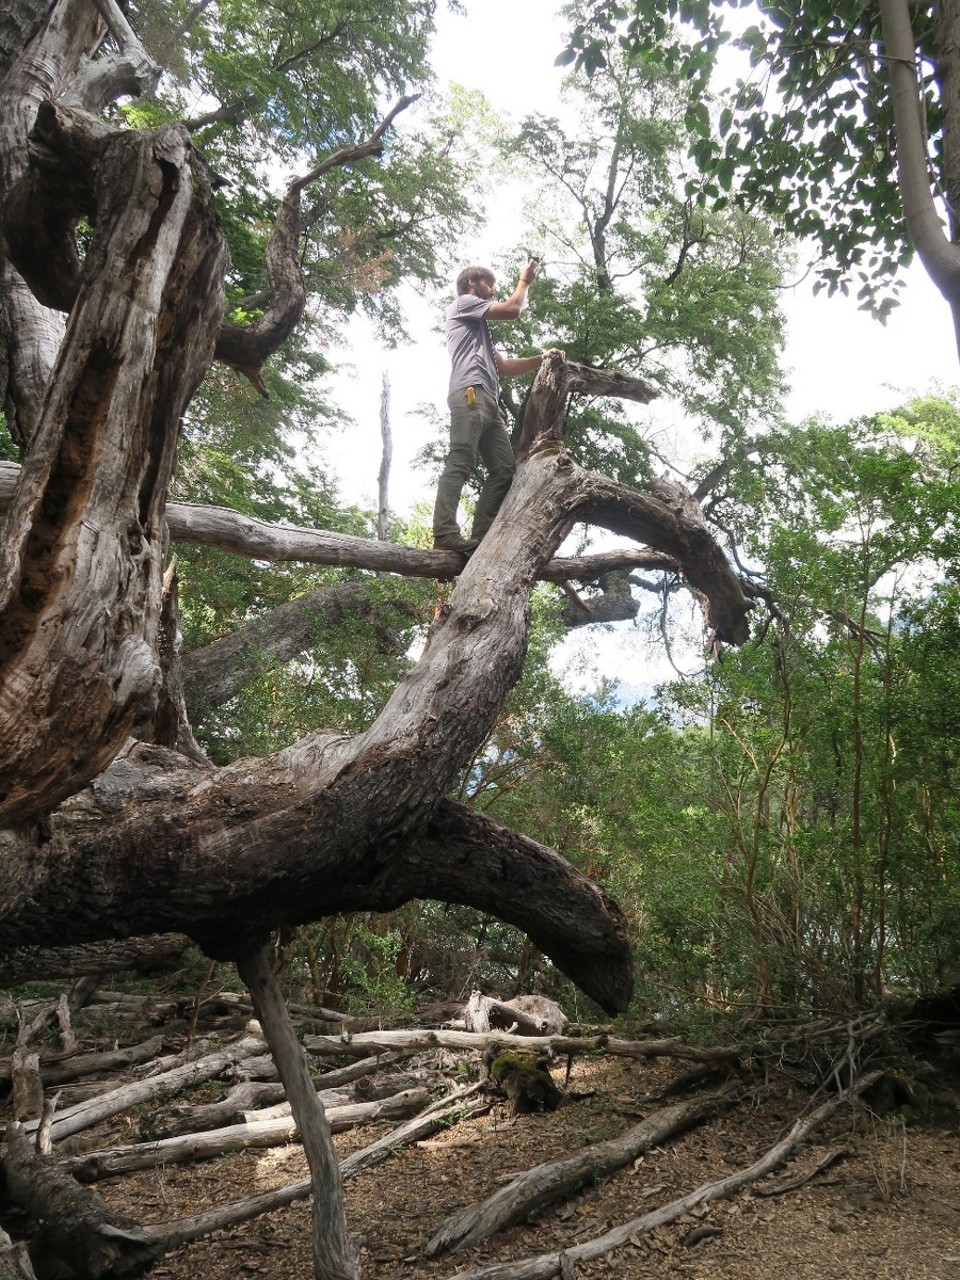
left=326, top=0, right=958, bottom=518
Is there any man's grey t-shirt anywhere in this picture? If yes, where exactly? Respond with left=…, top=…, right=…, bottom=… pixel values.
left=446, top=294, right=499, bottom=398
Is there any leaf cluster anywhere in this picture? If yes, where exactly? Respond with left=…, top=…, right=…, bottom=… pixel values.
left=561, top=0, right=941, bottom=317
left=501, top=29, right=788, bottom=455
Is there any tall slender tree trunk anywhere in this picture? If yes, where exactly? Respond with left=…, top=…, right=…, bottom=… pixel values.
left=237, top=945, right=359, bottom=1280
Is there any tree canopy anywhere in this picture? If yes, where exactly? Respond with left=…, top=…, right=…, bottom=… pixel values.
left=562, top=0, right=960, bottom=352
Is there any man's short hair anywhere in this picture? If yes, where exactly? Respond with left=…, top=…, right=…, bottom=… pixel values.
left=456, top=266, right=495, bottom=296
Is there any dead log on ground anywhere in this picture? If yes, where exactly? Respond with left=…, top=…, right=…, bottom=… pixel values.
left=17, top=1035, right=166, bottom=1087
left=2, top=1059, right=479, bottom=1267
left=18, top=1033, right=264, bottom=1145
left=153, top=1063, right=424, bottom=1137
left=61, top=1087, right=430, bottom=1180
left=304, top=1028, right=740, bottom=1066
left=150, top=1080, right=344, bottom=1138
left=426, top=1085, right=741, bottom=1256
left=464, top=992, right=568, bottom=1036
left=442, top=1070, right=884, bottom=1280
left=3, top=1122, right=161, bottom=1279
left=132, top=1086, right=491, bottom=1250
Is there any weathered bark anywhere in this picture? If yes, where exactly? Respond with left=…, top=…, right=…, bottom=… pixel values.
left=0, top=262, right=64, bottom=449
left=0, top=111, right=227, bottom=827
left=303, top=1027, right=741, bottom=1066
left=61, top=1086, right=430, bottom=1181
left=3, top=1122, right=161, bottom=1279
left=464, top=993, right=551, bottom=1035
left=934, top=0, right=960, bottom=232
left=237, top=944, right=359, bottom=1280
left=8, top=972, right=100, bottom=1052
left=20, top=1034, right=265, bottom=1145
left=0, top=0, right=108, bottom=446
left=22, top=1036, right=166, bottom=1087
left=10, top=1047, right=43, bottom=1123
left=0, top=1225, right=39, bottom=1280
left=463, top=992, right=568, bottom=1036
left=152, top=1060, right=419, bottom=1136
left=150, top=1080, right=352, bottom=1138
left=0, top=462, right=705, bottom=585
left=426, top=1087, right=739, bottom=1256
left=0, top=750, right=635, bottom=1013
left=0, top=934, right=191, bottom=987
left=560, top=570, right=641, bottom=627
left=148, top=561, right=210, bottom=761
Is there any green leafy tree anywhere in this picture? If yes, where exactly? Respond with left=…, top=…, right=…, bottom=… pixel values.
left=563, top=0, right=960, bottom=352
left=500, top=26, right=787, bottom=474
left=681, top=394, right=960, bottom=1007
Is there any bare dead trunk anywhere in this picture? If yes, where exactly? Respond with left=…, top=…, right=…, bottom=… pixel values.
left=237, top=945, right=360, bottom=1280
left=302, top=1027, right=741, bottom=1065
left=0, top=108, right=226, bottom=826
left=19, top=1034, right=264, bottom=1145
left=378, top=371, right=391, bottom=540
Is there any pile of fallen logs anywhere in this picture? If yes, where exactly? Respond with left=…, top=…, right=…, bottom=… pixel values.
left=0, top=979, right=949, bottom=1280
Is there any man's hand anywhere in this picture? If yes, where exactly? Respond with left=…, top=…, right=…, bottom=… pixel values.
left=488, top=259, right=541, bottom=319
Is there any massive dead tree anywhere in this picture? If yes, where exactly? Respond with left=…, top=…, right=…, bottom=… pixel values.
left=0, top=1, right=752, bottom=1274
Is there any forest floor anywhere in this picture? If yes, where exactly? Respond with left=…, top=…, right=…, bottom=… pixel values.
left=88, top=1032, right=960, bottom=1280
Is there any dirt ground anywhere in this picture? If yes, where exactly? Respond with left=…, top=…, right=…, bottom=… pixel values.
left=92, top=1048, right=960, bottom=1280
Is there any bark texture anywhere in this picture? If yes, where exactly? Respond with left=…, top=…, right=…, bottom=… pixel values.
left=0, top=109, right=227, bottom=825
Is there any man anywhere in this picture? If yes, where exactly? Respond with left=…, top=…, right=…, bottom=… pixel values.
left=432, top=258, right=555, bottom=553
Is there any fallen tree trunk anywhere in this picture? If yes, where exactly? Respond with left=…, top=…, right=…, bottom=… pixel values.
left=12, top=1035, right=165, bottom=1087
left=426, top=1085, right=741, bottom=1256
left=136, top=1087, right=492, bottom=1249
left=442, top=1071, right=884, bottom=1280
left=304, top=1028, right=741, bottom=1066
left=19, top=1034, right=265, bottom=1145
left=61, top=1086, right=431, bottom=1181
left=151, top=1079, right=340, bottom=1138
left=3, top=1122, right=161, bottom=1279
left=153, top=1064, right=425, bottom=1137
